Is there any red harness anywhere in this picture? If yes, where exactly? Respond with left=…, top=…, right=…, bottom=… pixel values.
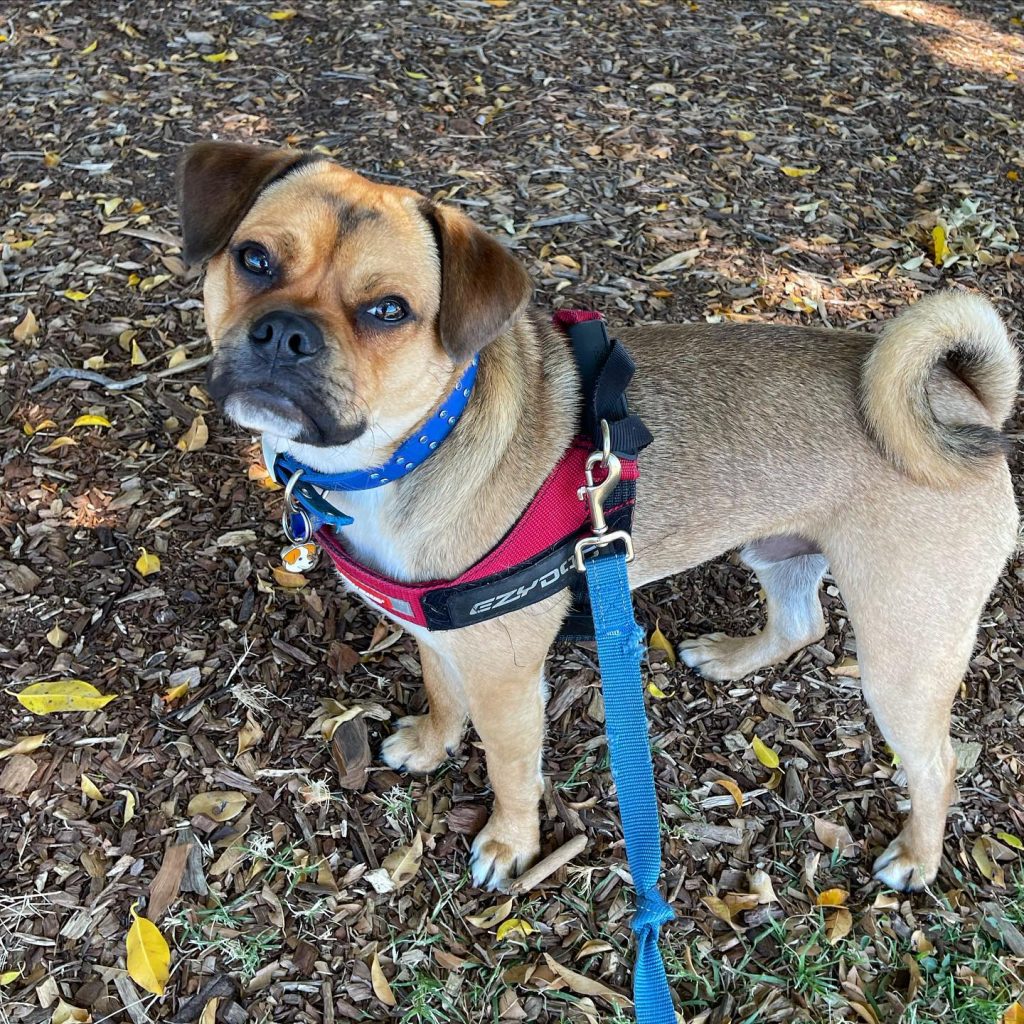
left=314, top=312, right=645, bottom=634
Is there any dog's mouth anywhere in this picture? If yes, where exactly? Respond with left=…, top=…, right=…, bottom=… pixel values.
left=207, top=352, right=367, bottom=447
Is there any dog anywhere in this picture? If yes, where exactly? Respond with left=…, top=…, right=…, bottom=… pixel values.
left=178, top=141, right=1020, bottom=892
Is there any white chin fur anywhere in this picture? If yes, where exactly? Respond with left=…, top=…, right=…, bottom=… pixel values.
left=223, top=395, right=302, bottom=441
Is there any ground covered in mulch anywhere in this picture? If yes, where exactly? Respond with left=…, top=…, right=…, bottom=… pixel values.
left=2, top=1, right=1023, bottom=1022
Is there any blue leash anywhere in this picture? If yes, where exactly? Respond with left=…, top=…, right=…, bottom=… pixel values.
left=584, top=548, right=676, bottom=1023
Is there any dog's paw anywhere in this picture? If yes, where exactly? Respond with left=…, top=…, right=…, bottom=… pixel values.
left=469, top=818, right=539, bottom=891
left=872, top=836, right=935, bottom=891
left=678, top=632, right=765, bottom=681
left=380, top=714, right=460, bottom=775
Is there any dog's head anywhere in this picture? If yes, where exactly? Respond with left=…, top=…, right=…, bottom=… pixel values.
left=178, top=142, right=532, bottom=467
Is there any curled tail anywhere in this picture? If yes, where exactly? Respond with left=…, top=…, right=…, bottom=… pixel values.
left=861, top=291, right=1020, bottom=489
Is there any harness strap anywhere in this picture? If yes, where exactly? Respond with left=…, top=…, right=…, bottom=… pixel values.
left=585, top=549, right=676, bottom=1023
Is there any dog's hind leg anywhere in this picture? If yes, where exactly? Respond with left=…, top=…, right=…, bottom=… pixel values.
left=823, top=482, right=1017, bottom=890
left=679, top=537, right=828, bottom=682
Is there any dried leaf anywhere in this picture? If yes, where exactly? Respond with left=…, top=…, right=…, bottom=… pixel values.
left=272, top=566, right=307, bottom=588
left=130, top=339, right=146, bottom=365
left=14, top=679, right=116, bottom=715
left=236, top=715, right=264, bottom=757
left=972, top=836, right=996, bottom=881
left=466, top=898, right=514, bottom=929
left=813, top=817, right=857, bottom=858
left=647, top=681, right=673, bottom=699
left=780, top=165, right=820, bottom=177
left=496, top=918, right=535, bottom=941
left=748, top=869, right=777, bottom=904
left=72, top=414, right=112, bottom=428
left=1003, top=1003, right=1024, bottom=1024
left=187, top=790, right=247, bottom=822
left=46, top=624, right=68, bottom=648
left=177, top=415, right=209, bottom=452
left=370, top=953, right=396, bottom=1007
left=648, top=623, right=676, bottom=666
left=712, top=777, right=744, bottom=808
left=751, top=735, right=780, bottom=769
left=13, top=309, right=38, bottom=341
left=816, top=888, right=849, bottom=907
left=199, top=999, right=219, bottom=1024
left=126, top=903, right=170, bottom=996
left=202, top=49, right=238, bottom=62
left=81, top=774, right=104, bottom=801
left=268, top=9, right=297, bottom=19
left=542, top=953, right=632, bottom=1009
left=51, top=1000, right=90, bottom=1024
left=382, top=831, right=424, bottom=889
left=63, top=289, right=91, bottom=301
left=932, top=224, right=950, bottom=263
left=163, top=682, right=191, bottom=704
left=39, top=435, right=78, bottom=453
left=122, top=790, right=136, bottom=825
left=0, top=735, right=46, bottom=760
left=135, top=549, right=161, bottom=577
left=826, top=907, right=853, bottom=944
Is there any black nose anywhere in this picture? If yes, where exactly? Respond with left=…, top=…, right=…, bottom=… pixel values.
left=248, top=311, right=324, bottom=362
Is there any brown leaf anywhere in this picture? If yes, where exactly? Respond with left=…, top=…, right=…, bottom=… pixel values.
left=13, top=309, right=39, bottom=342
left=177, top=415, right=209, bottom=452
left=542, top=953, right=632, bottom=1009
left=147, top=843, right=192, bottom=921
left=382, top=831, right=424, bottom=889
left=826, top=907, right=853, bottom=944
left=813, top=817, right=857, bottom=858
left=187, top=791, right=247, bottom=822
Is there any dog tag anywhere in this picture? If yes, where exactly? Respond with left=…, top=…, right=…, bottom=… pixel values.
left=281, top=542, right=320, bottom=573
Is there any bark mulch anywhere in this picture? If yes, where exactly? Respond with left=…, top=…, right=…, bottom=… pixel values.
left=1, top=2, right=1022, bottom=1023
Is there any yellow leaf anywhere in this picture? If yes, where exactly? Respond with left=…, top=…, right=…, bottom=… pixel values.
left=735, top=130, right=756, bottom=142
left=972, top=836, right=996, bottom=880
left=751, top=735, right=780, bottom=769
left=486, top=0, right=511, bottom=5
left=780, top=165, right=820, bottom=177
left=202, top=49, right=238, bottom=63
left=10, top=239, right=34, bottom=250
left=1003, top=1002, right=1024, bottom=1024
left=126, top=903, right=170, bottom=996
left=496, top=918, right=535, bottom=941
left=177, top=415, right=209, bottom=452
left=23, top=418, right=57, bottom=436
left=122, top=789, right=136, bottom=825
left=81, top=774, right=104, bottom=801
left=647, top=681, right=673, bottom=699
left=932, top=224, right=950, bottom=263
left=712, top=777, right=744, bottom=808
left=0, top=734, right=47, bottom=760
left=466, top=898, right=514, bottom=929
left=996, top=831, right=1023, bottom=850
left=47, top=623, right=68, bottom=648
left=1, top=969, right=21, bottom=985
left=648, top=623, right=676, bottom=666
left=162, top=682, right=191, bottom=703
left=370, top=953, right=396, bottom=1006
left=130, top=338, right=146, bottom=365
left=187, top=790, right=247, bottom=821
left=73, top=414, right=112, bottom=428
left=816, top=887, right=849, bottom=907
left=13, top=309, right=38, bottom=342
left=14, top=679, right=116, bottom=715
left=43, top=152, right=61, bottom=168
left=63, top=289, right=90, bottom=301
left=83, top=355, right=106, bottom=370
left=80, top=40, right=97, bottom=54
left=39, top=435, right=78, bottom=453
left=405, top=69, right=428, bottom=79
left=167, top=347, right=187, bottom=368
left=135, top=549, right=161, bottom=577
left=272, top=566, right=307, bottom=588
left=268, top=9, right=297, bottom=19
left=1008, top=170, right=1020, bottom=182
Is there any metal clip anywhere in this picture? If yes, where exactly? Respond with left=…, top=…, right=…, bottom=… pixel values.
left=282, top=469, right=314, bottom=544
left=574, top=420, right=635, bottom=572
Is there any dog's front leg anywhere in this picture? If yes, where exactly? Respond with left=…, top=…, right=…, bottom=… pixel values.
left=381, top=643, right=468, bottom=774
left=464, top=648, right=546, bottom=890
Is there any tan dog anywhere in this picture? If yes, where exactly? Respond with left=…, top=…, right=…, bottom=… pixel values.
left=179, top=142, right=1020, bottom=891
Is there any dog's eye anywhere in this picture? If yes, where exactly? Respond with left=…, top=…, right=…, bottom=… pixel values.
left=237, top=244, right=272, bottom=277
left=366, top=297, right=408, bottom=323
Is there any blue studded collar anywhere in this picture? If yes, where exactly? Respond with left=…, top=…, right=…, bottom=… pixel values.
left=263, top=354, right=479, bottom=529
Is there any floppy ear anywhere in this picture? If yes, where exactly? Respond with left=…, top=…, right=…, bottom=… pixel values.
left=423, top=201, right=533, bottom=361
left=177, top=142, right=313, bottom=266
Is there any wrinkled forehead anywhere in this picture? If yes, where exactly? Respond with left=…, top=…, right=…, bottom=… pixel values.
left=235, top=162, right=439, bottom=288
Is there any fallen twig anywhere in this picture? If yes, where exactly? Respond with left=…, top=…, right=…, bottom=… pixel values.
left=507, top=833, right=589, bottom=894
left=27, top=354, right=211, bottom=394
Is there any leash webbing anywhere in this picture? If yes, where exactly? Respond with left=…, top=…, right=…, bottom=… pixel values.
left=585, top=549, right=676, bottom=1024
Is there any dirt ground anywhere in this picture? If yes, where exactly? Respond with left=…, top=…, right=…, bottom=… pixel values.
left=1, top=2, right=1023, bottom=1022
